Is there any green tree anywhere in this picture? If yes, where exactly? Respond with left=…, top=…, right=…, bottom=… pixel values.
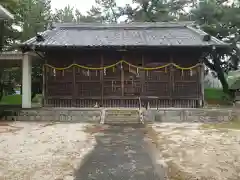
left=93, top=0, right=121, bottom=22
left=0, top=1, right=18, bottom=102
left=18, top=0, right=52, bottom=99
left=15, top=0, right=52, bottom=42
left=4, top=0, right=52, bottom=100
left=52, top=5, right=76, bottom=23
left=52, top=4, right=101, bottom=23
left=123, top=0, right=191, bottom=22
left=0, top=0, right=18, bottom=51
left=191, top=0, right=240, bottom=93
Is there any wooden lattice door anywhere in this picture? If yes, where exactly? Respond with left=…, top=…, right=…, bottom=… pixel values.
left=103, top=63, right=122, bottom=97
left=122, top=63, right=142, bottom=97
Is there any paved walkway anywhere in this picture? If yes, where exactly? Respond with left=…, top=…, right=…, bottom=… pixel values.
left=74, top=125, right=163, bottom=180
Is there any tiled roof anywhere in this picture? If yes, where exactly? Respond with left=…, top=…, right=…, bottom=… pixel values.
left=21, top=22, right=228, bottom=49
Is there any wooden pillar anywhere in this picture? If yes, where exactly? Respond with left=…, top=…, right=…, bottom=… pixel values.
left=121, top=65, right=124, bottom=97
left=101, top=55, right=104, bottom=106
left=200, top=62, right=204, bottom=107
left=141, top=55, right=144, bottom=96
left=169, top=55, right=174, bottom=107
left=121, top=59, right=124, bottom=97
left=0, top=21, right=4, bottom=52
left=72, top=59, right=76, bottom=107
left=42, top=61, right=46, bottom=107
left=45, top=60, right=49, bottom=107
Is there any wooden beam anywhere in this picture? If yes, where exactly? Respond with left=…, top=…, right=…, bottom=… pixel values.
left=101, top=55, right=104, bottom=106
left=141, top=54, right=144, bottom=96
left=72, top=59, right=76, bottom=107
left=121, top=60, right=124, bottom=97
left=200, top=63, right=204, bottom=107
left=45, top=59, right=49, bottom=106
left=169, top=55, right=174, bottom=107
left=42, top=62, right=45, bottom=107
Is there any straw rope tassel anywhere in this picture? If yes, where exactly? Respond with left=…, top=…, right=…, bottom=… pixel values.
left=104, top=68, right=106, bottom=76
left=190, top=69, right=193, bottom=76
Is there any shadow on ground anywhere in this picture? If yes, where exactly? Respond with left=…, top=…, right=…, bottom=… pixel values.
left=74, top=124, right=164, bottom=180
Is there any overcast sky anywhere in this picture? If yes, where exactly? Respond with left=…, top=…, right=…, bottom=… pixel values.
left=51, top=0, right=133, bottom=13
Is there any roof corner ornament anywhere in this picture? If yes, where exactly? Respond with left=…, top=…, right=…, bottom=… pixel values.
left=36, top=33, right=45, bottom=42
left=202, top=34, right=211, bottom=42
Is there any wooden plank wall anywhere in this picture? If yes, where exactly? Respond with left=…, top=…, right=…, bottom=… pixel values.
left=43, top=49, right=203, bottom=108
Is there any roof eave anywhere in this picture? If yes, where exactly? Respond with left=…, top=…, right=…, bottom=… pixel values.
left=21, top=44, right=226, bottom=52
left=0, top=5, right=14, bottom=20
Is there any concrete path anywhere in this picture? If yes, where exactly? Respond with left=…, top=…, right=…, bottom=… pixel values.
left=74, top=125, right=164, bottom=180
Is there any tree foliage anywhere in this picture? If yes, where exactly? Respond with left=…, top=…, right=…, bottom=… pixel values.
left=190, top=0, right=240, bottom=93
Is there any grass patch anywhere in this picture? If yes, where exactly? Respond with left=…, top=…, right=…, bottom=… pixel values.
left=202, top=119, right=240, bottom=130
left=204, top=88, right=227, bottom=100
left=0, top=94, right=42, bottom=105
left=204, top=88, right=232, bottom=105
left=0, top=95, right=22, bottom=105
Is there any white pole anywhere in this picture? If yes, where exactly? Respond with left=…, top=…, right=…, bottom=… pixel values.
left=22, top=53, right=32, bottom=108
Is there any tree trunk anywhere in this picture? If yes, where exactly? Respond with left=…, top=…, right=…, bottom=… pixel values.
left=203, top=54, right=229, bottom=94
left=0, top=72, right=3, bottom=101
left=212, top=54, right=229, bottom=94
left=0, top=20, right=4, bottom=52
left=0, top=21, right=4, bottom=101
left=216, top=69, right=229, bottom=94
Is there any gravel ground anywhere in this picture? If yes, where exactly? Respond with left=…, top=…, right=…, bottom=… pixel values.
left=0, top=122, right=96, bottom=180
left=74, top=125, right=162, bottom=180
left=152, top=123, right=240, bottom=180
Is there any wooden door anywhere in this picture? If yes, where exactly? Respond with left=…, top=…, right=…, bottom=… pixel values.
left=122, top=63, right=141, bottom=97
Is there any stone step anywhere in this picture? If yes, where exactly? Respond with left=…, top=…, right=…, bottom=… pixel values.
left=104, top=109, right=141, bottom=124
left=105, top=117, right=139, bottom=121
left=105, top=118, right=139, bottom=121
left=105, top=114, right=139, bottom=117
left=105, top=112, right=139, bottom=116
left=104, top=122, right=140, bottom=125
